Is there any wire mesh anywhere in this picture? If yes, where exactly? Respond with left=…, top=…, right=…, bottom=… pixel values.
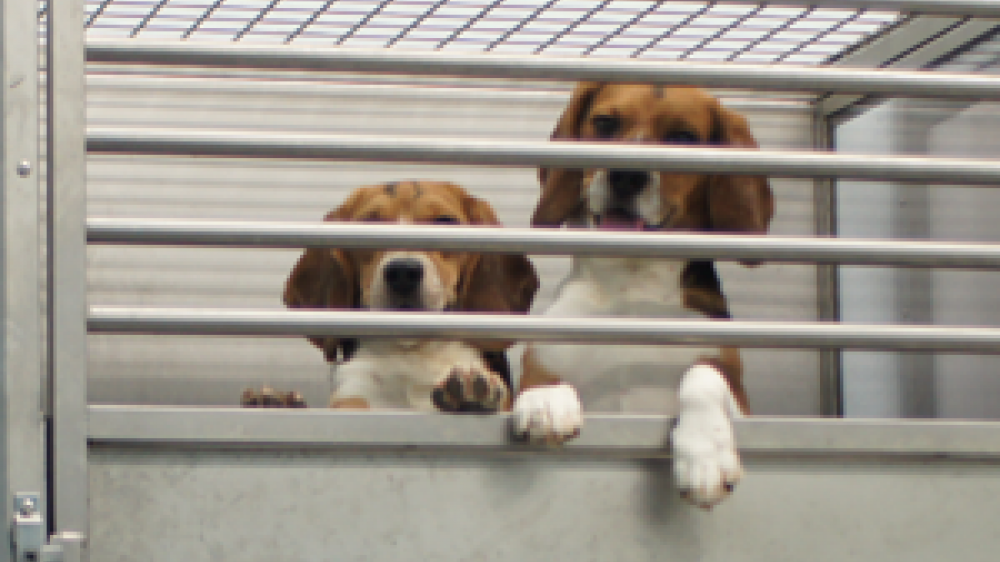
left=38, top=0, right=902, bottom=65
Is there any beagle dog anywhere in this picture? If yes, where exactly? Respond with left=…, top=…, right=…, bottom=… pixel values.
left=242, top=181, right=538, bottom=413
left=512, top=84, right=773, bottom=509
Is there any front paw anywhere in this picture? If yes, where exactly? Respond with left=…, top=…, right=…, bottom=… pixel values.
left=240, top=386, right=307, bottom=408
left=511, top=384, right=583, bottom=446
left=671, top=409, right=742, bottom=509
left=432, top=366, right=509, bottom=414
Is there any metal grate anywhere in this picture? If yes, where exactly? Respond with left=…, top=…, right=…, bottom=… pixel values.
left=40, top=0, right=901, bottom=65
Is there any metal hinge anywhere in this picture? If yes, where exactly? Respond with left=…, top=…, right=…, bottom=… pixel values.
left=12, top=494, right=84, bottom=562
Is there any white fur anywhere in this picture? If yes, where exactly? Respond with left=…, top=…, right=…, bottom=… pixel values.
left=671, top=363, right=743, bottom=509
left=512, top=383, right=583, bottom=443
left=364, top=251, right=451, bottom=312
left=532, top=257, right=714, bottom=413
left=331, top=340, right=485, bottom=410
left=524, top=252, right=743, bottom=506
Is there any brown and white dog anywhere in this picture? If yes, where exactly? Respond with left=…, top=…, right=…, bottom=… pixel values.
left=243, top=181, right=538, bottom=413
left=512, top=84, right=773, bottom=509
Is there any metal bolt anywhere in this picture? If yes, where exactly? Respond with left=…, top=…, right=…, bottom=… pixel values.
left=18, top=497, right=35, bottom=517
left=16, top=160, right=31, bottom=178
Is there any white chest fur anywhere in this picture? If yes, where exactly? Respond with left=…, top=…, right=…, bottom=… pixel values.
left=532, top=257, right=715, bottom=415
left=331, top=340, right=485, bottom=411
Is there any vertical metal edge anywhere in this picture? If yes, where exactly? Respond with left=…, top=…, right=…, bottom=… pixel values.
left=813, top=108, right=843, bottom=417
left=47, top=0, right=89, bottom=554
left=2, top=0, right=45, bottom=561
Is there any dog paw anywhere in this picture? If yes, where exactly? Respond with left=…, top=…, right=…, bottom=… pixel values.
left=432, top=366, right=509, bottom=414
left=671, top=408, right=742, bottom=509
left=511, top=384, right=583, bottom=445
left=240, top=386, right=307, bottom=408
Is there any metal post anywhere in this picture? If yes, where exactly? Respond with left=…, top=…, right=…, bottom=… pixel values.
left=1, top=0, right=46, bottom=561
left=47, top=0, right=89, bottom=554
left=813, top=109, right=843, bottom=417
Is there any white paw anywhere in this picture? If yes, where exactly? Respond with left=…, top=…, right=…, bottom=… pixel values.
left=671, top=406, right=742, bottom=509
left=512, top=384, right=583, bottom=445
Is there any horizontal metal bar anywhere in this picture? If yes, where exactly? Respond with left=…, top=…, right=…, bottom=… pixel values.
left=88, top=307, right=1000, bottom=353
left=88, top=129, right=1000, bottom=185
left=85, top=42, right=1000, bottom=100
left=88, top=218, right=1000, bottom=270
left=88, top=406, right=1000, bottom=459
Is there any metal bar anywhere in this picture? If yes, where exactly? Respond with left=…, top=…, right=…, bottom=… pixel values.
left=85, top=41, right=1000, bottom=100
left=820, top=18, right=998, bottom=117
left=813, top=109, right=843, bottom=417
left=87, top=307, right=1000, bottom=354
left=46, top=0, right=89, bottom=551
left=86, top=129, right=1000, bottom=185
left=86, top=217, right=1000, bottom=270
left=2, top=0, right=46, bottom=559
left=87, top=406, right=1000, bottom=459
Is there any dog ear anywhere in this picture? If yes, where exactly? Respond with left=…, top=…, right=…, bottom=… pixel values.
left=282, top=193, right=370, bottom=362
left=707, top=101, right=774, bottom=235
left=533, top=82, right=606, bottom=227
left=459, top=194, right=540, bottom=351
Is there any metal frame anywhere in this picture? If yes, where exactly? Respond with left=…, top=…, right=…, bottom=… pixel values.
left=86, top=41, right=1000, bottom=99
left=23, top=0, right=1000, bottom=559
left=2, top=1, right=46, bottom=561
left=87, top=129, right=1000, bottom=184
left=88, top=407, right=1000, bottom=459
left=86, top=218, right=1000, bottom=269
left=46, top=0, right=89, bottom=550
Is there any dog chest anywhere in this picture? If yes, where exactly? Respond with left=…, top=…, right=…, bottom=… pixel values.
left=333, top=341, right=485, bottom=411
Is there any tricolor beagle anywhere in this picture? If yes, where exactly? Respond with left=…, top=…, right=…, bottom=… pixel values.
left=242, top=181, right=538, bottom=413
left=512, top=84, right=773, bottom=509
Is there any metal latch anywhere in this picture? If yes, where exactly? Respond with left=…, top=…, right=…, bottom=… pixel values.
left=13, top=493, right=44, bottom=562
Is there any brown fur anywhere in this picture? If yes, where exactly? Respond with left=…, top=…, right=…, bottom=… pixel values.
left=329, top=396, right=370, bottom=409
left=534, top=83, right=773, bottom=235
left=284, top=181, right=539, bottom=361
left=518, top=347, right=565, bottom=393
left=531, top=84, right=775, bottom=410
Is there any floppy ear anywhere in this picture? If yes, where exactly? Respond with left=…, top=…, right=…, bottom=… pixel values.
left=458, top=193, right=540, bottom=351
left=533, top=82, right=606, bottom=227
left=707, top=102, right=774, bottom=235
left=282, top=192, right=372, bottom=362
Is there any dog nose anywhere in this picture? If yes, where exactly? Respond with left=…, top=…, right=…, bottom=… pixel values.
left=608, top=170, right=649, bottom=200
left=384, top=258, right=424, bottom=296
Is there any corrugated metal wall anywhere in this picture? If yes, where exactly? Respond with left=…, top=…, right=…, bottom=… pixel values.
left=86, top=70, right=822, bottom=415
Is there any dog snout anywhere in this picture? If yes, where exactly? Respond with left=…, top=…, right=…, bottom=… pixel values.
left=608, top=170, right=650, bottom=200
left=384, top=258, right=424, bottom=296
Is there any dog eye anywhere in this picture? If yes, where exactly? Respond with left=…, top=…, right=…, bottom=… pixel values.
left=591, top=115, right=620, bottom=139
left=664, top=131, right=699, bottom=144
left=432, top=215, right=460, bottom=225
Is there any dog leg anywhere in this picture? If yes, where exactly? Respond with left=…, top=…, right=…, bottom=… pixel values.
left=510, top=348, right=583, bottom=444
left=671, top=363, right=743, bottom=509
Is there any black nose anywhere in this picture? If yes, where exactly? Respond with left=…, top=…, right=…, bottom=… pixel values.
left=608, top=169, right=649, bottom=200
left=384, top=258, right=424, bottom=296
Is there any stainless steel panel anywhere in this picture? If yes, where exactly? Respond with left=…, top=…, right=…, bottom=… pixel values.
left=837, top=97, right=1000, bottom=419
left=89, top=446, right=1000, bottom=562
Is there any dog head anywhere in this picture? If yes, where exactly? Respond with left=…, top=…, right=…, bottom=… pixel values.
left=533, top=83, right=773, bottom=241
left=284, top=181, right=539, bottom=362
